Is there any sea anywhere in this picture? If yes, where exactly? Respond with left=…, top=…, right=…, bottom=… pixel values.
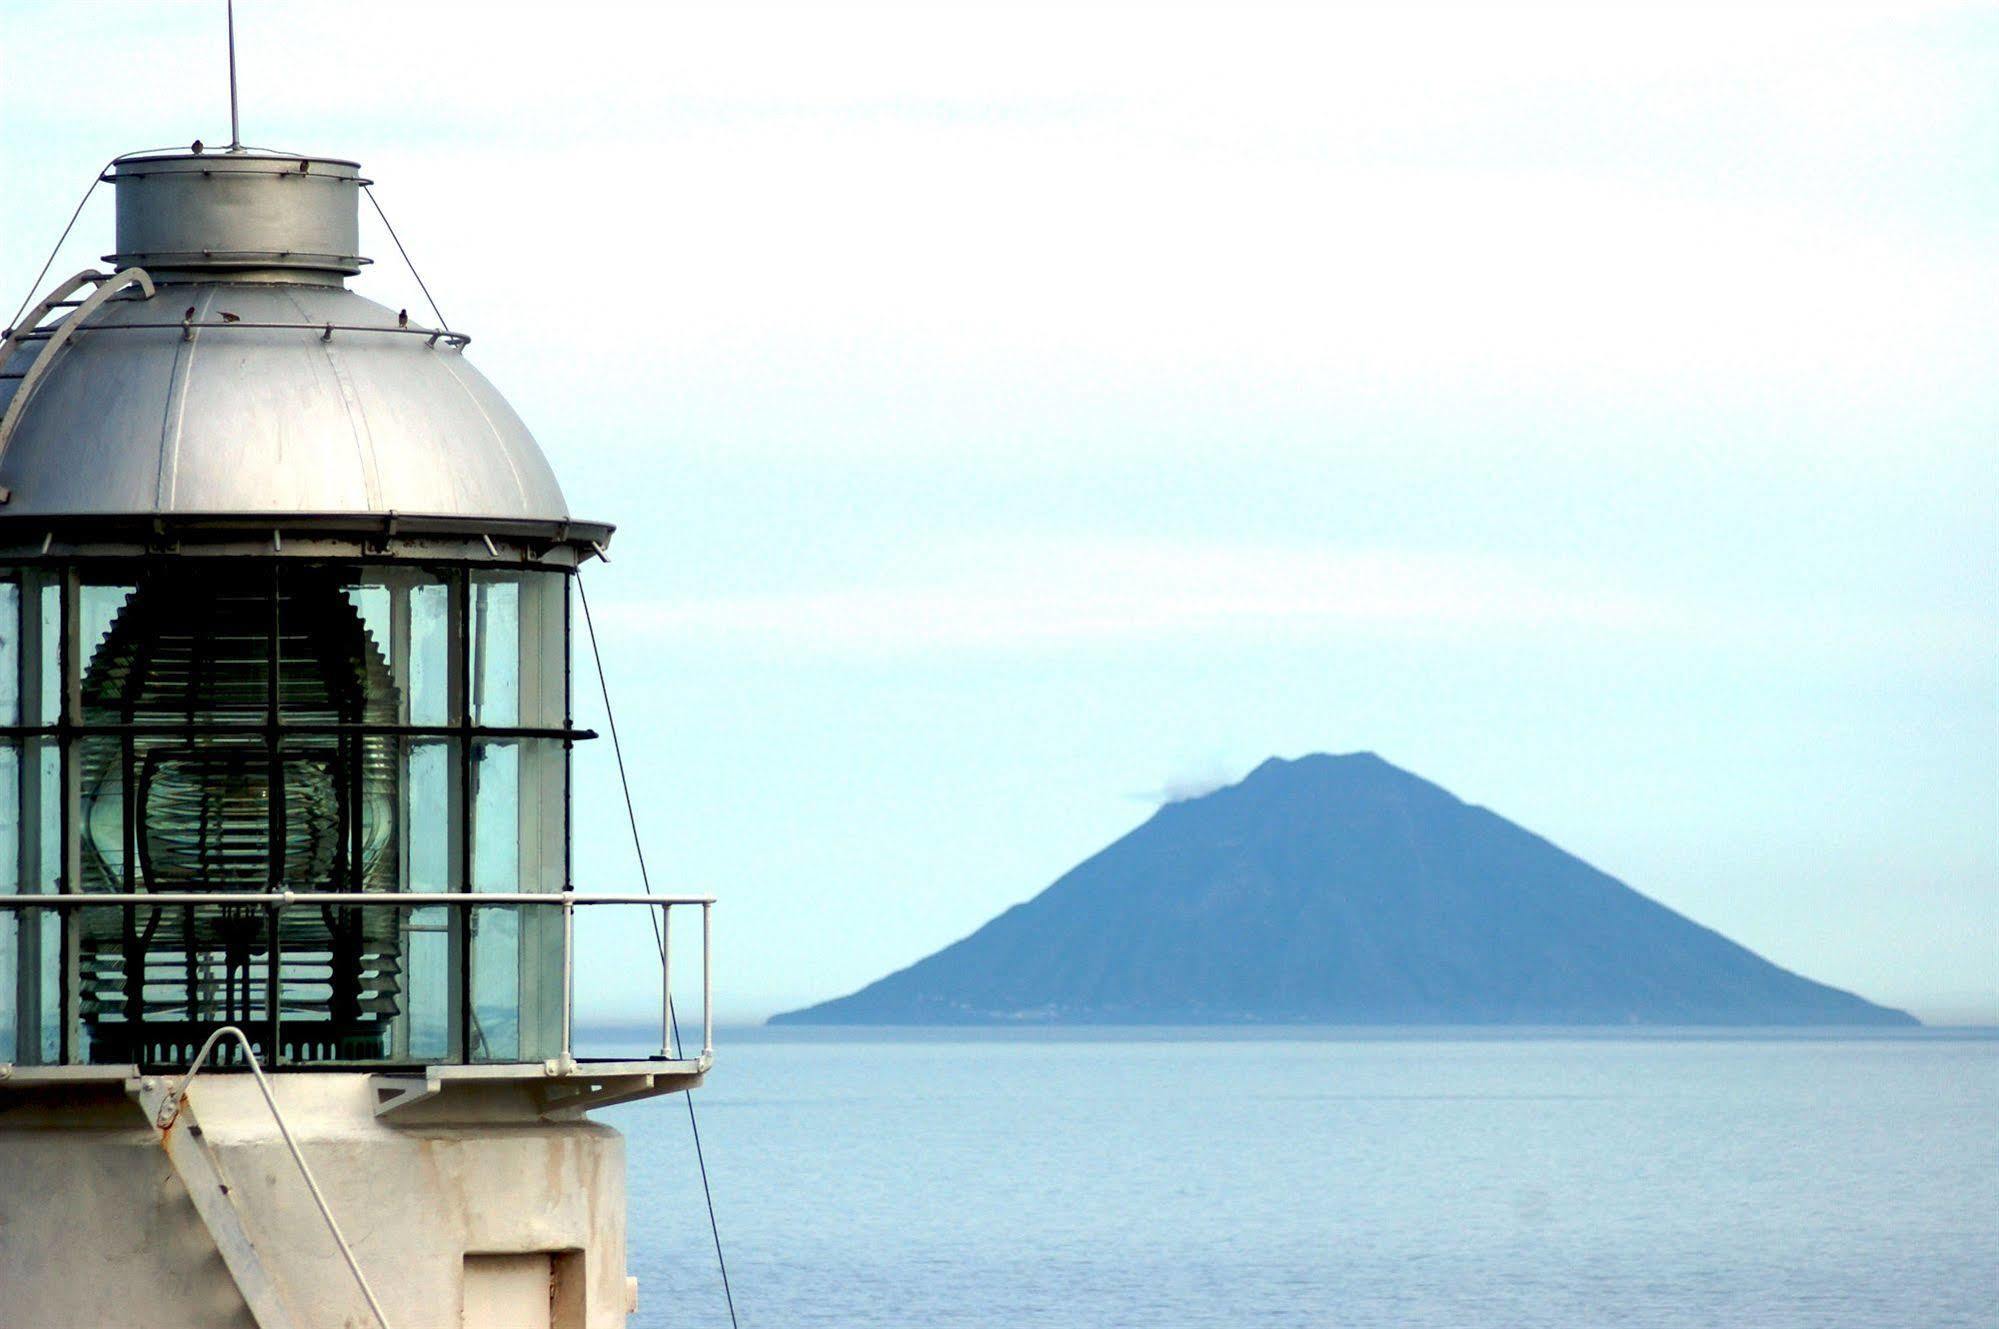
left=593, top=1028, right=1997, bottom=1329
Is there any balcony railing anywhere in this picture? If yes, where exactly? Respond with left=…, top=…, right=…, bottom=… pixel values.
left=0, top=891, right=711, bottom=1074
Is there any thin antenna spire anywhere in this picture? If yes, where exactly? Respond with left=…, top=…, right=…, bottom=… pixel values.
left=226, top=0, right=242, bottom=150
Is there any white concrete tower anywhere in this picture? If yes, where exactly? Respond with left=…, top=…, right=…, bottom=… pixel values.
left=0, top=112, right=709, bottom=1329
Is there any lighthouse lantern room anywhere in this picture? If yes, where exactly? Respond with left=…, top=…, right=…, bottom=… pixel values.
left=0, top=83, right=708, bottom=1329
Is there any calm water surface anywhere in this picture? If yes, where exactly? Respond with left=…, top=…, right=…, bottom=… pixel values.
left=597, top=1030, right=1996, bottom=1328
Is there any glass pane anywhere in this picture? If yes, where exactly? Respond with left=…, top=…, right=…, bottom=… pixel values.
left=521, top=738, right=564, bottom=893
left=401, top=904, right=450, bottom=1060
left=67, top=892, right=283, bottom=1068
left=27, top=910, right=57, bottom=1064
left=0, top=576, right=18, bottom=726
left=80, top=567, right=262, bottom=737
left=470, top=904, right=520, bottom=1062
left=470, top=575, right=520, bottom=727
left=346, top=582, right=391, bottom=655
left=472, top=741, right=520, bottom=892
left=471, top=737, right=565, bottom=894
left=29, top=739, right=56, bottom=894
left=0, top=740, right=17, bottom=892
left=470, top=740, right=564, bottom=1062
left=0, top=741, right=13, bottom=1060
left=409, top=577, right=451, bottom=727
left=272, top=895, right=395, bottom=1065
left=34, top=579, right=57, bottom=728
left=519, top=572, right=567, bottom=728
left=468, top=899, right=562, bottom=1063
left=405, top=739, right=455, bottom=892
left=466, top=571, right=567, bottom=729
left=78, top=583, right=135, bottom=676
left=398, top=734, right=457, bottom=1063
left=77, top=734, right=128, bottom=892
left=10, top=737, right=60, bottom=1061
left=0, top=909, right=13, bottom=1063
left=277, top=567, right=389, bottom=723
left=519, top=900, right=565, bottom=1061
left=340, top=567, right=449, bottom=728
left=27, top=734, right=56, bottom=1061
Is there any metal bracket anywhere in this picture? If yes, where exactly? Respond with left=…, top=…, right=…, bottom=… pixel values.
left=534, top=1069, right=701, bottom=1115
left=369, top=1074, right=441, bottom=1117
left=130, top=1076, right=304, bottom=1329
left=367, top=1057, right=710, bottom=1120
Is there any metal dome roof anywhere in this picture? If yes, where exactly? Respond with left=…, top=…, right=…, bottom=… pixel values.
left=0, top=147, right=598, bottom=554
left=0, top=280, right=567, bottom=522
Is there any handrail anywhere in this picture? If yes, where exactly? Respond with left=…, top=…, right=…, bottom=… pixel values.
left=156, top=1024, right=395, bottom=1329
left=0, top=720, right=600, bottom=740
left=0, top=891, right=711, bottom=907
left=0, top=267, right=157, bottom=496
left=0, top=891, right=714, bottom=1064
left=1, top=267, right=117, bottom=344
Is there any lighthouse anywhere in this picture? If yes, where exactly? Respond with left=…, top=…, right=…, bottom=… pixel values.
left=0, top=101, right=709, bottom=1329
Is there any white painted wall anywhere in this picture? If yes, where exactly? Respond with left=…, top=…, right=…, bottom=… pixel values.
left=0, top=1075, right=633, bottom=1329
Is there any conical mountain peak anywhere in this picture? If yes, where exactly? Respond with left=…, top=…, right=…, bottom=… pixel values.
left=774, top=754, right=1914, bottom=1027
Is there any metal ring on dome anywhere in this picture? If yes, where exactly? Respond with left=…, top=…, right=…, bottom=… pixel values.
left=11, top=318, right=467, bottom=348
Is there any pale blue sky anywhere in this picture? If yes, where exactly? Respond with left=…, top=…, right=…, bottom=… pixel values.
left=3, top=2, right=1993, bottom=1023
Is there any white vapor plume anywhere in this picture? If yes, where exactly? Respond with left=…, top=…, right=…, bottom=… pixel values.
left=1146, top=764, right=1238, bottom=806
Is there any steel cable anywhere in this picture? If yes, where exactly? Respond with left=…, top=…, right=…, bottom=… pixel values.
left=578, top=572, right=742, bottom=1329
left=361, top=186, right=451, bottom=332
left=4, top=156, right=122, bottom=334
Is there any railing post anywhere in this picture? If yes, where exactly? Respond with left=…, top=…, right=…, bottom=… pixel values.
left=659, top=905, right=672, bottom=1059
left=560, top=894, right=574, bottom=1063
left=702, top=901, right=712, bottom=1059
left=266, top=903, right=282, bottom=1068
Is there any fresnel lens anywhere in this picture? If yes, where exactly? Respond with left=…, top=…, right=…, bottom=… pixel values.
left=77, top=567, right=401, bottom=1062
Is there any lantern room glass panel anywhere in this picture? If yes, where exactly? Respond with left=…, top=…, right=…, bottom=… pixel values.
left=0, top=577, right=17, bottom=725
left=469, top=735, right=565, bottom=1062
left=0, top=738, right=14, bottom=1062
left=5, top=737, right=61, bottom=1066
left=0, top=559, right=576, bottom=1071
left=0, top=573, right=64, bottom=1065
